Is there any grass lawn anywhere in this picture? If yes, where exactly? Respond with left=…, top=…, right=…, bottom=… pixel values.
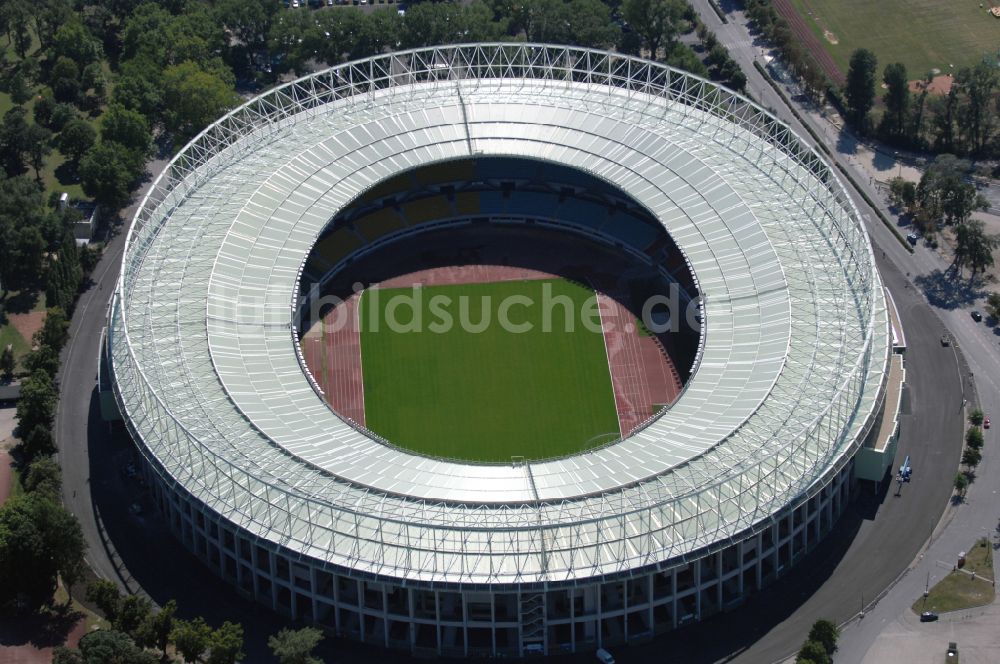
left=788, top=0, right=1000, bottom=79
left=913, top=538, right=995, bottom=615
left=0, top=323, right=30, bottom=369
left=359, top=279, right=620, bottom=461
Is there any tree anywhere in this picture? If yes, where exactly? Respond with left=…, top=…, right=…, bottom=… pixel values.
left=962, top=446, right=982, bottom=469
left=268, top=626, right=324, bottom=664
left=954, top=220, right=999, bottom=276
left=23, top=456, right=62, bottom=502
left=172, top=617, right=213, bottom=664
left=888, top=177, right=916, bottom=212
left=955, top=61, right=998, bottom=156
left=58, top=119, right=96, bottom=164
left=52, top=647, right=85, bottom=664
left=86, top=579, right=123, bottom=624
left=966, top=426, right=984, bottom=450
left=162, top=61, right=239, bottom=146
left=75, top=629, right=157, bottom=664
left=969, top=408, right=985, bottom=426
left=0, top=106, right=32, bottom=175
left=136, top=599, right=177, bottom=659
left=36, top=307, right=70, bottom=351
left=881, top=62, right=910, bottom=140
left=206, top=621, right=245, bottom=664
left=0, top=494, right=85, bottom=610
left=622, top=0, right=687, bottom=59
left=21, top=424, right=56, bottom=461
left=214, top=0, right=277, bottom=73
left=0, top=344, right=13, bottom=381
left=115, top=594, right=153, bottom=639
left=23, top=345, right=60, bottom=378
left=100, top=105, right=152, bottom=159
left=49, top=56, right=81, bottom=103
left=16, top=370, right=57, bottom=435
left=807, top=619, right=839, bottom=656
left=954, top=472, right=969, bottom=496
left=796, top=639, right=831, bottom=664
left=79, top=142, right=140, bottom=211
left=50, top=19, right=103, bottom=68
left=25, top=123, right=52, bottom=183
left=845, top=49, right=877, bottom=132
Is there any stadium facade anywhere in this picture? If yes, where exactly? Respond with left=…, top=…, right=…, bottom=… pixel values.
left=107, top=44, right=894, bottom=657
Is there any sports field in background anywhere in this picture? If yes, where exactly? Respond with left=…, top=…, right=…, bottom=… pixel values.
left=358, top=279, right=621, bottom=462
left=787, top=0, right=1000, bottom=79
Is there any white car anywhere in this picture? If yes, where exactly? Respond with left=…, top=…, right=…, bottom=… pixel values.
left=596, top=648, right=615, bottom=664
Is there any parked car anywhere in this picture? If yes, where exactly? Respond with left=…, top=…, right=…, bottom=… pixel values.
left=907, top=233, right=919, bottom=245
left=941, top=334, right=951, bottom=346
left=971, top=310, right=983, bottom=322
left=595, top=648, right=615, bottom=664
left=920, top=611, right=938, bottom=622
left=984, top=416, right=990, bottom=429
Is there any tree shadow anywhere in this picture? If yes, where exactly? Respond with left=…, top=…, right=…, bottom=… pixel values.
left=914, top=269, right=984, bottom=310
left=0, top=289, right=41, bottom=315
left=54, top=161, right=81, bottom=187
left=0, top=606, right=84, bottom=649
left=871, top=149, right=897, bottom=176
left=836, top=129, right=859, bottom=156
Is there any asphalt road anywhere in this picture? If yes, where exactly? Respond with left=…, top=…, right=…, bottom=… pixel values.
left=53, top=27, right=991, bottom=664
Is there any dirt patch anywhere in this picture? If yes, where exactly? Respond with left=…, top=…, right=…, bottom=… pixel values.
left=6, top=311, right=46, bottom=349
left=908, top=74, right=954, bottom=96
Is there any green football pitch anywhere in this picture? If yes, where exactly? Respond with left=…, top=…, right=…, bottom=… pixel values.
left=788, top=0, right=1000, bottom=79
left=358, top=279, right=621, bottom=462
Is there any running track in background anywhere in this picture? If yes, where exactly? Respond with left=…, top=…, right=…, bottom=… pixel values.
left=301, top=265, right=683, bottom=444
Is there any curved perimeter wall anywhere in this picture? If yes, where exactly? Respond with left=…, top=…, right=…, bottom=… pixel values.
left=108, top=45, right=891, bottom=656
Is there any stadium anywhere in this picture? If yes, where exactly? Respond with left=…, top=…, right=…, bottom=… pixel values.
left=106, top=44, right=896, bottom=657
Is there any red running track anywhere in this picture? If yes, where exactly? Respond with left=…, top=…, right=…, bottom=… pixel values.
left=596, top=292, right=682, bottom=436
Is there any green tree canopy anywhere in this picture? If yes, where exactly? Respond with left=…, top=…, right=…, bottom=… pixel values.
left=136, top=599, right=177, bottom=659
left=966, top=426, right=984, bottom=449
left=100, top=104, right=152, bottom=159
left=171, top=617, right=213, bottom=664
left=796, top=639, right=831, bottom=664
left=58, top=118, right=97, bottom=164
left=86, top=579, right=123, bottom=623
left=845, top=48, right=877, bottom=132
left=80, top=141, right=142, bottom=211
left=807, top=619, right=839, bottom=655
left=622, top=0, right=687, bottom=58
left=16, top=369, right=57, bottom=435
left=268, top=626, right=324, bottom=664
left=881, top=63, right=910, bottom=140
left=23, top=456, right=62, bottom=503
left=206, top=621, right=245, bottom=664
left=50, top=18, right=102, bottom=67
left=75, top=629, right=157, bottom=664
left=962, top=446, right=982, bottom=468
left=0, top=493, right=86, bottom=611
left=162, top=61, right=238, bottom=146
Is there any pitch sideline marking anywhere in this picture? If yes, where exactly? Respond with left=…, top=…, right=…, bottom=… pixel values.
left=593, top=289, right=624, bottom=440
